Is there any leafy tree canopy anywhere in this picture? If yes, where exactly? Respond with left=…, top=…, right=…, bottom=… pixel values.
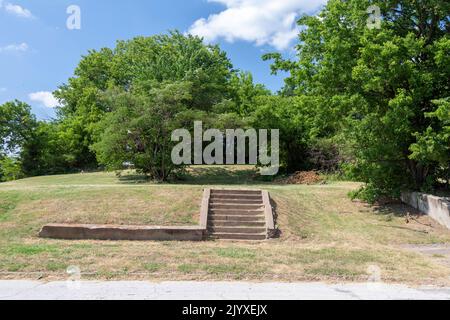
left=264, top=0, right=450, bottom=200
left=53, top=31, right=237, bottom=169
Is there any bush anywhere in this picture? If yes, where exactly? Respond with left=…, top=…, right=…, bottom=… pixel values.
left=0, top=157, right=24, bottom=182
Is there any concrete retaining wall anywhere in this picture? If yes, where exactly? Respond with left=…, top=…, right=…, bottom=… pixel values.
left=39, top=188, right=213, bottom=241
left=401, top=192, right=450, bottom=229
left=39, top=224, right=205, bottom=241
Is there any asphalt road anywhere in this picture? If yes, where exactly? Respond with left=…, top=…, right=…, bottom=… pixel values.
left=1, top=281, right=450, bottom=300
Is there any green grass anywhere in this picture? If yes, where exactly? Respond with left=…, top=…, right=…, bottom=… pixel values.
left=143, top=262, right=165, bottom=272
left=0, top=179, right=201, bottom=229
left=177, top=264, right=198, bottom=273
left=5, top=244, right=59, bottom=256
left=215, top=248, right=257, bottom=259
left=1, top=165, right=450, bottom=284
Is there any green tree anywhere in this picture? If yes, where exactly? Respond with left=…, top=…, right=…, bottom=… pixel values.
left=54, top=31, right=235, bottom=170
left=92, top=82, right=200, bottom=181
left=410, top=98, right=450, bottom=188
left=250, top=96, right=314, bottom=173
left=0, top=157, right=24, bottom=182
left=265, top=0, right=450, bottom=200
left=0, top=101, right=37, bottom=181
left=20, top=121, right=72, bottom=176
left=229, top=71, right=271, bottom=116
left=0, top=100, right=37, bottom=156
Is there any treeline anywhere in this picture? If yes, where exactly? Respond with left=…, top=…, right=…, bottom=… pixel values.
left=1, top=0, right=449, bottom=202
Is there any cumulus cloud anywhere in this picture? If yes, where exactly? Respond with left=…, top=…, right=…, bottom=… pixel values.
left=188, top=0, right=327, bottom=50
left=29, top=91, right=59, bottom=108
left=0, top=42, right=28, bottom=53
left=0, top=1, right=33, bottom=18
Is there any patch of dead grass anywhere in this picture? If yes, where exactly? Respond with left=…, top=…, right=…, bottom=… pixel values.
left=1, top=168, right=450, bottom=285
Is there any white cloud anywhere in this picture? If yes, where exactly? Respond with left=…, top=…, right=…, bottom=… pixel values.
left=188, top=0, right=327, bottom=50
left=0, top=42, right=28, bottom=53
left=29, top=91, right=59, bottom=108
left=0, top=1, right=33, bottom=18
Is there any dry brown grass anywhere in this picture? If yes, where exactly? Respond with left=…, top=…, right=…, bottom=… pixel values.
left=1, top=167, right=450, bottom=284
left=1, top=186, right=202, bottom=227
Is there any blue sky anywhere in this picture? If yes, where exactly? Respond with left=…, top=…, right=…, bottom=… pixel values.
left=0, top=0, right=326, bottom=120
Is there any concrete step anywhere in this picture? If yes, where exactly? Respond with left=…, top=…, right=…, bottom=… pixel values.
left=209, top=209, right=264, bottom=216
left=210, top=203, right=264, bottom=210
left=210, top=215, right=265, bottom=222
left=208, top=226, right=266, bottom=234
left=210, top=232, right=267, bottom=240
left=208, top=220, right=266, bottom=227
left=210, top=194, right=262, bottom=201
left=207, top=189, right=269, bottom=241
left=211, top=190, right=262, bottom=196
left=210, top=199, right=263, bottom=205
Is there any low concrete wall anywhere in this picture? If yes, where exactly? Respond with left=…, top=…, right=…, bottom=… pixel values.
left=199, top=188, right=210, bottom=229
left=262, top=190, right=275, bottom=238
left=401, top=192, right=450, bottom=229
left=39, top=224, right=205, bottom=241
left=39, top=188, right=213, bottom=241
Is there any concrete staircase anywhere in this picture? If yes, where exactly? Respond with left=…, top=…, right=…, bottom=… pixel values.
left=207, top=189, right=267, bottom=240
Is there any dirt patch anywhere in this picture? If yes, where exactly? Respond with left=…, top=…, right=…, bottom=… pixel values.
left=277, top=171, right=324, bottom=185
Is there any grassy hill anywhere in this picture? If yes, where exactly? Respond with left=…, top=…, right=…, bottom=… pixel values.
left=1, top=166, right=450, bottom=284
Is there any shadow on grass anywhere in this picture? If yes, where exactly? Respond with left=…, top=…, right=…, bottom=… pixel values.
left=372, top=202, right=423, bottom=218
left=173, top=166, right=281, bottom=186
left=270, top=197, right=282, bottom=239
left=115, top=166, right=287, bottom=186
left=117, top=174, right=150, bottom=184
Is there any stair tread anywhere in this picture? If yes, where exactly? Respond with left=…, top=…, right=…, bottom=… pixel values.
left=210, top=199, right=263, bottom=202
left=210, top=208, right=263, bottom=211
left=212, top=195, right=261, bottom=197
left=209, top=212, right=264, bottom=215
left=209, top=203, right=264, bottom=210
left=209, top=220, right=265, bottom=224
left=210, top=233, right=267, bottom=240
left=210, top=215, right=264, bottom=219
left=209, top=226, right=266, bottom=230
left=210, top=204, right=263, bottom=206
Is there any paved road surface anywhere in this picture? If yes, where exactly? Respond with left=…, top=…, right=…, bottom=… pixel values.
left=1, top=281, right=450, bottom=300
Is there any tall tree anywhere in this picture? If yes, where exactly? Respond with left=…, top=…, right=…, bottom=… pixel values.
left=54, top=31, right=236, bottom=170
left=0, top=101, right=37, bottom=181
left=264, top=0, right=450, bottom=200
left=0, top=100, right=37, bottom=157
left=92, top=82, right=202, bottom=181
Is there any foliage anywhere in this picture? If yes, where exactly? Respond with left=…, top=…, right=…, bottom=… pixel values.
left=0, top=101, right=37, bottom=181
left=54, top=31, right=235, bottom=170
left=250, top=96, right=312, bottom=173
left=92, top=82, right=199, bottom=181
left=264, top=0, right=450, bottom=200
left=228, top=71, right=271, bottom=116
left=0, top=100, right=37, bottom=157
left=20, top=122, right=73, bottom=176
left=0, top=157, right=24, bottom=182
